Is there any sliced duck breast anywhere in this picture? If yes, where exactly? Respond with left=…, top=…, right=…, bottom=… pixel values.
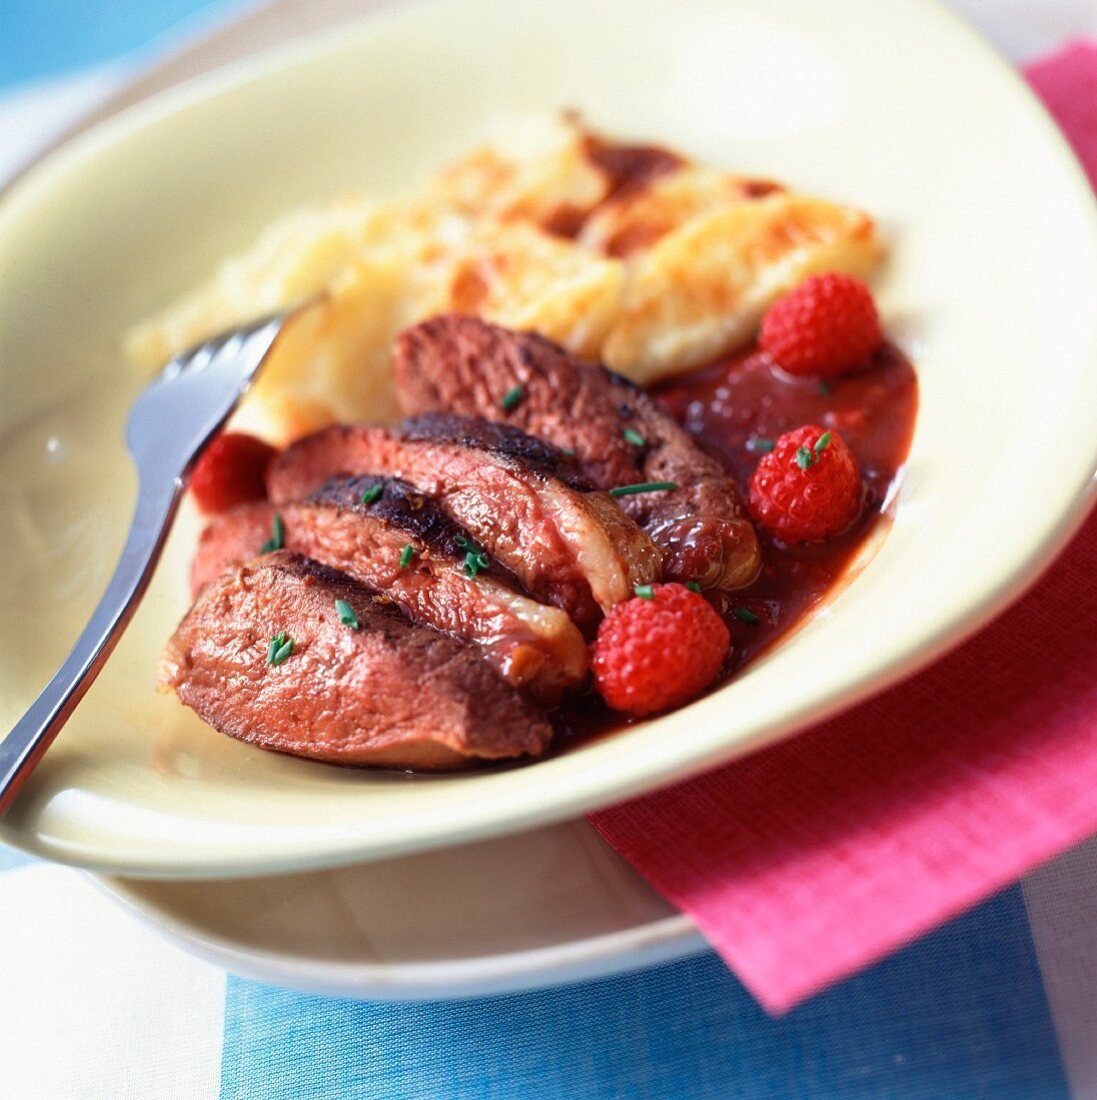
left=190, top=476, right=588, bottom=703
left=393, top=314, right=761, bottom=590
left=267, top=415, right=661, bottom=631
left=161, top=552, right=554, bottom=770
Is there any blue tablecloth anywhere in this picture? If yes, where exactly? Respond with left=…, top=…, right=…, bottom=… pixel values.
left=1, top=3, right=1094, bottom=1096
left=218, top=889, right=1069, bottom=1099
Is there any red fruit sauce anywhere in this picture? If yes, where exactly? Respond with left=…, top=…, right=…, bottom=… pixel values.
left=555, top=341, right=918, bottom=744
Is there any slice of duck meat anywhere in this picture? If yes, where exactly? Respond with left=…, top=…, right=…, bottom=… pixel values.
left=189, top=477, right=588, bottom=703
left=160, top=552, right=553, bottom=770
left=392, top=315, right=761, bottom=590
left=190, top=500, right=279, bottom=594
left=267, top=414, right=661, bottom=631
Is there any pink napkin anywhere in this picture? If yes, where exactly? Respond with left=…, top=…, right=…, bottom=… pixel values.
left=590, top=41, right=1097, bottom=1014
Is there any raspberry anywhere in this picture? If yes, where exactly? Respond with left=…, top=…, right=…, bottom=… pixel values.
left=190, top=432, right=277, bottom=514
left=592, top=584, right=731, bottom=716
left=748, top=425, right=862, bottom=543
left=760, top=273, right=881, bottom=378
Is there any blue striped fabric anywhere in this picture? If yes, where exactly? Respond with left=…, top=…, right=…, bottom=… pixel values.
left=0, top=0, right=233, bottom=88
left=220, top=887, right=1068, bottom=1099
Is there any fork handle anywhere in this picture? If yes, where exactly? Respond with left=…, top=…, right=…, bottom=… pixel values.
left=0, top=474, right=182, bottom=815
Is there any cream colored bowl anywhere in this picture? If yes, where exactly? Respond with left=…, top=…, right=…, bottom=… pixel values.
left=1, top=0, right=1095, bottom=878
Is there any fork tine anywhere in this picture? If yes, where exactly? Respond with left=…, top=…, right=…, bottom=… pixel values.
left=240, top=310, right=294, bottom=347
left=224, top=312, right=292, bottom=381
left=170, top=311, right=288, bottom=384
left=191, top=330, right=240, bottom=370
left=171, top=331, right=233, bottom=377
left=128, top=309, right=293, bottom=463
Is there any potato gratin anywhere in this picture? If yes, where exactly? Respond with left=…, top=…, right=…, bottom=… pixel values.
left=127, top=117, right=879, bottom=440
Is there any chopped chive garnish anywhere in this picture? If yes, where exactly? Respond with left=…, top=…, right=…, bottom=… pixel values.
left=267, top=631, right=294, bottom=665
left=818, top=382, right=832, bottom=397
left=686, top=581, right=702, bottom=594
left=561, top=448, right=576, bottom=456
left=634, top=585, right=655, bottom=600
left=500, top=384, right=525, bottom=412
left=399, top=543, right=415, bottom=568
left=361, top=484, right=383, bottom=506
left=266, top=631, right=286, bottom=664
left=609, top=481, right=678, bottom=498
left=733, top=608, right=760, bottom=625
left=259, top=513, right=285, bottom=554
left=622, top=428, right=646, bottom=447
left=747, top=438, right=775, bottom=454
left=335, top=599, right=359, bottom=629
left=463, top=551, right=489, bottom=577
left=456, top=535, right=489, bottom=578
left=795, top=431, right=831, bottom=470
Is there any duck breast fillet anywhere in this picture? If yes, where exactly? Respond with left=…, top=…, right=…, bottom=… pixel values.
left=393, top=315, right=761, bottom=590
left=190, top=477, right=588, bottom=703
left=267, top=414, right=661, bottom=631
left=161, top=552, right=554, bottom=770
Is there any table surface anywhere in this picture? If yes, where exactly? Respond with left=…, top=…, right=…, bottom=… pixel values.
left=1, top=2, right=1096, bottom=1097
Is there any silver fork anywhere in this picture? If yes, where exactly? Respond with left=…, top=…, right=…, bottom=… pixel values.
left=0, top=311, right=291, bottom=814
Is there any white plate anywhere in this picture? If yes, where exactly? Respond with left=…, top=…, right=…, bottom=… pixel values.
left=98, top=818, right=706, bottom=999
left=0, top=0, right=1095, bottom=877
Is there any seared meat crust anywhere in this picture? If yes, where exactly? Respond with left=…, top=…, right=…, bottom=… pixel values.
left=267, top=417, right=661, bottom=630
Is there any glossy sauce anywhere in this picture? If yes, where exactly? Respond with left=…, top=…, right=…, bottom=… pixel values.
left=554, top=341, right=918, bottom=746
